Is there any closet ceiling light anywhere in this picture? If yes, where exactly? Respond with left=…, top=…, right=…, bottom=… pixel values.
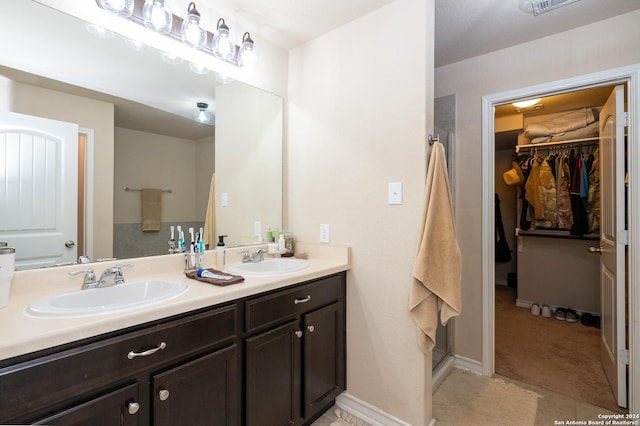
left=512, top=98, right=541, bottom=108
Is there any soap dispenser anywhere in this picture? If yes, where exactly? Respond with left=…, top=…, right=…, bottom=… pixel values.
left=216, top=235, right=227, bottom=267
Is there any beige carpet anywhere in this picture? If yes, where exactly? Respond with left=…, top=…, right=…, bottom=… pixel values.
left=495, top=285, right=623, bottom=413
left=433, top=368, right=540, bottom=425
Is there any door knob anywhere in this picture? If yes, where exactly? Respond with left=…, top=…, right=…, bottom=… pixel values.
left=127, top=401, right=140, bottom=415
left=306, top=325, right=315, bottom=333
left=295, top=330, right=303, bottom=338
left=588, top=246, right=603, bottom=254
left=158, top=388, right=170, bottom=401
left=65, top=240, right=75, bottom=248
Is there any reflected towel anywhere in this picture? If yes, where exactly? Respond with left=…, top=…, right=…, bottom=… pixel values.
left=141, top=188, right=162, bottom=232
left=203, top=174, right=215, bottom=249
left=409, top=141, right=461, bottom=353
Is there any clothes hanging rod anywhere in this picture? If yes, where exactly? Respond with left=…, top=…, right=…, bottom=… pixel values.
left=124, top=186, right=172, bottom=193
left=515, top=137, right=598, bottom=153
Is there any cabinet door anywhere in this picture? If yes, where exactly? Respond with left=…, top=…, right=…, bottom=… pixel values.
left=34, top=382, right=140, bottom=426
left=152, top=344, right=240, bottom=426
left=246, top=319, right=301, bottom=426
left=303, top=302, right=345, bottom=418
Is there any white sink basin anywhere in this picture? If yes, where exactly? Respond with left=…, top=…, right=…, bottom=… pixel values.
left=25, top=279, right=188, bottom=318
left=226, top=258, right=311, bottom=276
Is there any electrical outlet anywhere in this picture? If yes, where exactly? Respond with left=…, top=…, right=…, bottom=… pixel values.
left=254, top=221, right=261, bottom=237
left=319, top=224, right=330, bottom=243
left=221, top=192, right=228, bottom=207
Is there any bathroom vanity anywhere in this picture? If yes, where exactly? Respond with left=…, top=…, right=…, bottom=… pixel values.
left=0, top=246, right=349, bottom=426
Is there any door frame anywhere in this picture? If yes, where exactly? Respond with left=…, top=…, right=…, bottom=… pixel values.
left=480, top=64, right=640, bottom=412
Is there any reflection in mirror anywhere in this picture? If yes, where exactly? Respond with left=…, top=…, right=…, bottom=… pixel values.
left=0, top=2, right=282, bottom=270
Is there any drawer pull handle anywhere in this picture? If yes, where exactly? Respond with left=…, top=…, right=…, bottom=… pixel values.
left=294, top=295, right=311, bottom=304
left=127, top=341, right=167, bottom=359
left=158, top=388, right=170, bottom=401
left=127, top=401, right=140, bottom=415
left=295, top=330, right=303, bottom=338
left=307, top=325, right=315, bottom=333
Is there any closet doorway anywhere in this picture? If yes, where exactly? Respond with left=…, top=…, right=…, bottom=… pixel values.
left=480, top=65, right=640, bottom=414
left=494, top=83, right=625, bottom=412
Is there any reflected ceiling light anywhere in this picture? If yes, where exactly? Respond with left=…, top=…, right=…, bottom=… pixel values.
left=512, top=98, right=541, bottom=108
left=124, top=38, right=145, bottom=51
left=143, top=0, right=172, bottom=34
left=238, top=32, right=255, bottom=68
left=189, top=62, right=210, bottom=74
left=193, top=102, right=215, bottom=126
left=160, top=51, right=183, bottom=65
left=518, top=0, right=582, bottom=16
left=98, top=0, right=134, bottom=17
left=86, top=23, right=114, bottom=38
left=181, top=2, right=206, bottom=50
left=215, top=72, right=233, bottom=84
left=95, top=0, right=256, bottom=68
left=212, top=18, right=235, bottom=61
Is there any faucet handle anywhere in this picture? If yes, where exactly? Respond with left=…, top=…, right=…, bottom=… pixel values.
left=69, top=268, right=97, bottom=289
left=111, top=263, right=134, bottom=284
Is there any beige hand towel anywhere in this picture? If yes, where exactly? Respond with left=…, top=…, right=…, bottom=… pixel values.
left=141, top=188, right=162, bottom=232
left=409, top=141, right=461, bottom=353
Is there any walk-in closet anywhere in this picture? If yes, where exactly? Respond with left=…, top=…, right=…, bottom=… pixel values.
left=493, top=84, right=628, bottom=412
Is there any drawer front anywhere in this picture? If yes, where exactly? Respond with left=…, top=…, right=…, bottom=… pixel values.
left=245, top=274, right=343, bottom=334
left=0, top=303, right=237, bottom=423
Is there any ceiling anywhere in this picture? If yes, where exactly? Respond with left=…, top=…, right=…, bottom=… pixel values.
left=203, top=0, right=640, bottom=67
left=7, top=0, right=640, bottom=140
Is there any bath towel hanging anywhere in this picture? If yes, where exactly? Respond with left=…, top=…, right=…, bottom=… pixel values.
left=203, top=174, right=216, bottom=249
left=141, top=188, right=162, bottom=232
left=409, top=141, right=461, bottom=353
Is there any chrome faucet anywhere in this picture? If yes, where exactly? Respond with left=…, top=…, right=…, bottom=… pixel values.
left=69, top=268, right=97, bottom=290
left=242, top=248, right=266, bottom=263
left=97, top=264, right=134, bottom=287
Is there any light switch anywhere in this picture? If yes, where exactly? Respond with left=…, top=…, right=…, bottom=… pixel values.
left=221, top=192, right=228, bottom=207
left=388, top=182, right=402, bottom=205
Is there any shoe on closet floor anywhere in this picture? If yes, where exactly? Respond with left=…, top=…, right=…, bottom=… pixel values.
left=541, top=305, right=552, bottom=318
left=530, top=303, right=541, bottom=316
left=565, top=308, right=579, bottom=323
left=554, top=307, right=567, bottom=321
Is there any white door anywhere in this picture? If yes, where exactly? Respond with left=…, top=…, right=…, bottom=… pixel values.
left=598, top=84, right=627, bottom=408
left=0, top=111, right=78, bottom=270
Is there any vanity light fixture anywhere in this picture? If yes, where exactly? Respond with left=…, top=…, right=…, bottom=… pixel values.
left=98, top=0, right=134, bottom=17
left=237, top=32, right=255, bottom=68
left=181, top=2, right=206, bottom=50
left=193, top=102, right=215, bottom=126
left=212, top=18, right=235, bottom=61
left=95, top=0, right=256, bottom=68
left=189, top=62, right=210, bottom=75
left=143, top=0, right=172, bottom=34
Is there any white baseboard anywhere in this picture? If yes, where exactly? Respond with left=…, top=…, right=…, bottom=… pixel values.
left=335, top=392, right=411, bottom=426
left=453, top=354, right=483, bottom=375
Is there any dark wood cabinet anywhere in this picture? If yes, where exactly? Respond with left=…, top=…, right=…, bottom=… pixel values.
left=245, top=274, right=346, bottom=426
left=153, top=344, right=240, bottom=426
left=0, top=272, right=346, bottom=426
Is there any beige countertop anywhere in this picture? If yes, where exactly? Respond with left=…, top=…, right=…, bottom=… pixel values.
left=0, top=243, right=350, bottom=362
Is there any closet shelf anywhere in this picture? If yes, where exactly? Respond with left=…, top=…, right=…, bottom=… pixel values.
left=515, top=137, right=599, bottom=153
left=516, top=228, right=599, bottom=241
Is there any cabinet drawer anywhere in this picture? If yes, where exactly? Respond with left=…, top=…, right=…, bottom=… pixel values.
left=245, top=274, right=343, bottom=334
left=0, top=303, right=237, bottom=423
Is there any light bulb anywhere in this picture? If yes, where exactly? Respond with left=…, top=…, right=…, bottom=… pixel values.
left=99, top=0, right=134, bottom=17
left=193, top=102, right=215, bottom=125
left=213, top=18, right=235, bottom=60
left=143, top=0, right=173, bottom=34
left=181, top=3, right=206, bottom=50
left=238, top=32, right=255, bottom=68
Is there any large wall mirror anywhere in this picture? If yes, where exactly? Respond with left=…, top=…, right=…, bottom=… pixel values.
left=0, top=2, right=282, bottom=270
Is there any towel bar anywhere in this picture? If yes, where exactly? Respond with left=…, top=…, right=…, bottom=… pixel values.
left=124, top=187, right=172, bottom=193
